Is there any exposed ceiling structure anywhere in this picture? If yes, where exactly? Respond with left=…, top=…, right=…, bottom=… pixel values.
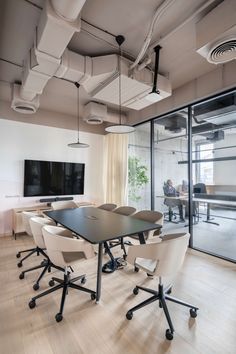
left=0, top=0, right=235, bottom=133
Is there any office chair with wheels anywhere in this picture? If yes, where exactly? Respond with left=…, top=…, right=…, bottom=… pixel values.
left=16, top=211, right=39, bottom=268
left=29, top=225, right=96, bottom=322
left=107, top=206, right=137, bottom=257
left=97, top=203, right=117, bottom=211
left=125, top=232, right=199, bottom=340
left=19, top=217, right=64, bottom=290
left=51, top=200, right=78, bottom=210
left=163, top=182, right=184, bottom=223
left=129, top=210, right=163, bottom=242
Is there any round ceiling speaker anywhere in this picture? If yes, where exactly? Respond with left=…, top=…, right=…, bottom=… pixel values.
left=207, top=37, right=236, bottom=64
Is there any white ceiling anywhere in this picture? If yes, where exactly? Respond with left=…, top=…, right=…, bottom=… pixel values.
left=0, top=0, right=226, bottom=124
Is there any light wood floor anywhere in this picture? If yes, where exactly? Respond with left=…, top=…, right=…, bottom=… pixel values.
left=1, top=234, right=236, bottom=354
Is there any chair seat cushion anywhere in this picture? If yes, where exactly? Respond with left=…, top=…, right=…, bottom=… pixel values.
left=62, top=251, right=85, bottom=264
left=135, top=257, right=157, bottom=274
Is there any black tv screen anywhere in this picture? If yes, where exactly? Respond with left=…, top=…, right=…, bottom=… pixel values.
left=24, top=160, right=85, bottom=197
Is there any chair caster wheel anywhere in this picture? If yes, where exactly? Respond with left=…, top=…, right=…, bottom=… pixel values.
left=81, top=277, right=86, bottom=284
left=29, top=300, right=36, bottom=309
left=133, top=287, right=139, bottom=295
left=190, top=308, right=198, bottom=318
left=19, top=272, right=24, bottom=280
left=16, top=253, right=20, bottom=258
left=49, top=280, right=55, bottom=287
left=134, top=266, right=139, bottom=272
left=17, top=262, right=23, bottom=268
left=126, top=311, right=133, bottom=320
left=41, top=260, right=46, bottom=266
left=166, top=287, right=172, bottom=295
left=55, top=313, right=63, bottom=322
left=159, top=301, right=162, bottom=308
left=165, top=329, right=174, bottom=340
left=91, top=293, right=96, bottom=300
left=123, top=255, right=127, bottom=261
left=33, top=283, right=39, bottom=291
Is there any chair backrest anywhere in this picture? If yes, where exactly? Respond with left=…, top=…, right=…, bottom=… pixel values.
left=132, top=210, right=164, bottom=239
left=128, top=232, right=190, bottom=277
left=22, top=211, right=38, bottom=236
left=30, top=217, right=55, bottom=249
left=194, top=183, right=207, bottom=194
left=51, top=200, right=78, bottom=210
left=113, top=206, right=136, bottom=216
left=42, top=225, right=95, bottom=268
left=97, top=203, right=117, bottom=211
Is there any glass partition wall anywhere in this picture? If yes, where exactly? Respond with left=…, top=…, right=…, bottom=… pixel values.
left=153, top=109, right=188, bottom=232
left=127, top=88, right=236, bottom=263
left=128, top=122, right=151, bottom=210
left=192, top=91, right=236, bottom=261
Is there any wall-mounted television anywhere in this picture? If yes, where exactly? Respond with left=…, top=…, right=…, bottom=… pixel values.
left=24, top=160, right=85, bottom=197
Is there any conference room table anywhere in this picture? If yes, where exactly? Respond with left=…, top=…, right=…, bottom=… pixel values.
left=45, top=207, right=162, bottom=302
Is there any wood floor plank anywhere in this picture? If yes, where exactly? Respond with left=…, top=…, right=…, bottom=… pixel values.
left=0, top=235, right=236, bottom=354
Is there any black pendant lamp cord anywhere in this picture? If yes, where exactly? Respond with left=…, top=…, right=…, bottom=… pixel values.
left=152, top=45, right=162, bottom=94
left=118, top=45, right=122, bottom=126
left=115, top=35, right=125, bottom=127
left=75, top=82, right=80, bottom=141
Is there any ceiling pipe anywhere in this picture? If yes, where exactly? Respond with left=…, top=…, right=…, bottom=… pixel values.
left=13, top=0, right=87, bottom=112
left=51, top=0, right=87, bottom=22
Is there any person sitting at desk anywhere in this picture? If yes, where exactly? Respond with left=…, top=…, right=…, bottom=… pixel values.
left=163, top=179, right=185, bottom=222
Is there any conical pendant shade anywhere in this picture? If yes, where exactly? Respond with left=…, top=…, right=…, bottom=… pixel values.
left=68, top=82, right=89, bottom=148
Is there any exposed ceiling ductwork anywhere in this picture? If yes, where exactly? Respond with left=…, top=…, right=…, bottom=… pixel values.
left=11, top=0, right=172, bottom=117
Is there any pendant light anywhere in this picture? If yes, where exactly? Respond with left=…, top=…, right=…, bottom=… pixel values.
left=145, top=45, right=162, bottom=102
left=105, top=35, right=135, bottom=134
left=68, top=82, right=89, bottom=148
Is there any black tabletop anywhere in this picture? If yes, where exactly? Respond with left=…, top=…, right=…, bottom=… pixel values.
left=45, top=207, right=161, bottom=244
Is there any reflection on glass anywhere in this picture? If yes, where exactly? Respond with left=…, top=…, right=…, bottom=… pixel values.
left=192, top=90, right=236, bottom=261
left=154, top=109, right=188, bottom=232
left=128, top=123, right=151, bottom=210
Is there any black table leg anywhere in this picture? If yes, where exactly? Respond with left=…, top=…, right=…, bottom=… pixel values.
left=96, top=242, right=103, bottom=303
left=138, top=232, right=146, bottom=244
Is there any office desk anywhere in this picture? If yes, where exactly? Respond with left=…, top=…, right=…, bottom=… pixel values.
left=45, top=207, right=161, bottom=302
left=193, top=196, right=236, bottom=225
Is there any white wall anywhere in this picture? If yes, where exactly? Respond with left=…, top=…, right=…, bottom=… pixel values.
left=0, top=119, right=105, bottom=236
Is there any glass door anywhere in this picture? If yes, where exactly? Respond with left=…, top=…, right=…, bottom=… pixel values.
left=192, top=91, right=236, bottom=261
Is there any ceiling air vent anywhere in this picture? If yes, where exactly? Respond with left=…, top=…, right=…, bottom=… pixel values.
left=83, top=101, right=107, bottom=125
left=207, top=38, right=236, bottom=64
left=196, top=0, right=236, bottom=64
left=11, top=83, right=39, bottom=114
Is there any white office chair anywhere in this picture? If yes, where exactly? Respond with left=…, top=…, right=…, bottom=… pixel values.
left=97, top=203, right=117, bottom=211
left=51, top=200, right=78, bottom=210
left=29, top=225, right=96, bottom=322
left=16, top=211, right=39, bottom=267
left=125, top=232, right=199, bottom=340
left=19, top=216, right=58, bottom=286
left=108, top=206, right=137, bottom=257
left=20, top=217, right=64, bottom=290
left=129, top=210, right=164, bottom=242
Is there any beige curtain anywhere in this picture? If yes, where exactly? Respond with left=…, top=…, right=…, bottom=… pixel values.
left=104, top=133, right=128, bottom=206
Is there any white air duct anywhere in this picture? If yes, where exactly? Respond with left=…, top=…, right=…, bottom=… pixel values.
left=196, top=0, right=236, bottom=64
left=11, top=0, right=86, bottom=113
left=83, top=102, right=107, bottom=124
left=83, top=54, right=171, bottom=110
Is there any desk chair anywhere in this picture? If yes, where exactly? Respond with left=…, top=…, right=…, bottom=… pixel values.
left=108, top=206, right=137, bottom=257
left=51, top=200, right=78, bottom=210
left=125, top=232, right=198, bottom=340
left=16, top=211, right=39, bottom=268
left=19, top=216, right=57, bottom=285
left=129, top=210, right=163, bottom=242
left=21, top=217, right=64, bottom=290
left=97, top=203, right=117, bottom=211
left=29, top=225, right=96, bottom=322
